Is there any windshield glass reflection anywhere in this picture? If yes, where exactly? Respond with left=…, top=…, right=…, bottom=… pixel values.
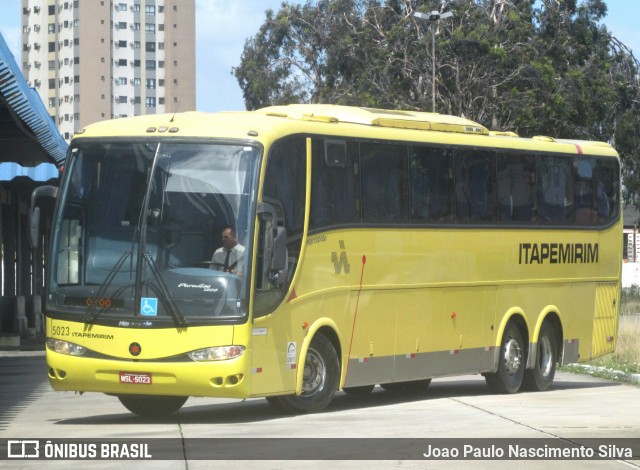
left=49, top=141, right=259, bottom=324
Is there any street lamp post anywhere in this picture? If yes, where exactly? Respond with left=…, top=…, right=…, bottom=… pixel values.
left=414, top=10, right=453, bottom=113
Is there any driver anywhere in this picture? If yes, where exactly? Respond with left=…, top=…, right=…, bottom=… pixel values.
left=212, top=226, right=245, bottom=276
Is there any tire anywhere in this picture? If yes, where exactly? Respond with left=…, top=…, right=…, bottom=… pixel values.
left=485, top=321, right=525, bottom=394
left=343, top=385, right=375, bottom=396
left=118, top=395, right=188, bottom=417
left=266, top=334, right=340, bottom=414
left=522, top=321, right=558, bottom=391
left=380, top=379, right=432, bottom=392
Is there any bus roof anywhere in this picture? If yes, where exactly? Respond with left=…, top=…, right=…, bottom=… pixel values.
left=73, top=104, right=617, bottom=157
left=257, top=104, right=489, bottom=135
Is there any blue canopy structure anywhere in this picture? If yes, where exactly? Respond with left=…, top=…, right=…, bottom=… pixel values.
left=0, top=31, right=68, bottom=345
left=0, top=32, right=67, bottom=171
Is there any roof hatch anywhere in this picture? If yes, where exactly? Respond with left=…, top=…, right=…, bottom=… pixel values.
left=259, top=104, right=489, bottom=135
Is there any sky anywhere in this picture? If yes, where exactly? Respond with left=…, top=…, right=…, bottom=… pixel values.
left=0, top=0, right=638, bottom=114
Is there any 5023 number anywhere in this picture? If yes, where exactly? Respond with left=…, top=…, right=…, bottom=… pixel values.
left=51, top=325, right=70, bottom=336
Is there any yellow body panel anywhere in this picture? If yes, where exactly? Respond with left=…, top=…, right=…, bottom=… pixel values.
left=46, top=320, right=252, bottom=397
left=47, top=346, right=252, bottom=398
left=47, top=319, right=233, bottom=359
left=592, top=283, right=620, bottom=358
left=48, top=105, right=622, bottom=399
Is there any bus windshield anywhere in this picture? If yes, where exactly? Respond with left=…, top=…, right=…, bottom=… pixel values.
left=48, top=140, right=260, bottom=325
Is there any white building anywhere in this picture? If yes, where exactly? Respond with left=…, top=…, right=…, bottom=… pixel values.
left=21, top=0, right=195, bottom=141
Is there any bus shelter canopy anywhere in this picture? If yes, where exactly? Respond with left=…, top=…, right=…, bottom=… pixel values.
left=0, top=33, right=67, bottom=170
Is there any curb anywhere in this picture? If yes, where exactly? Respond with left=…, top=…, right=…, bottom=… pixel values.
left=573, top=364, right=640, bottom=385
left=0, top=350, right=45, bottom=358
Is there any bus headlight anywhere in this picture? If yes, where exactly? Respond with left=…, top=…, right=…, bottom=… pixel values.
left=187, top=346, right=245, bottom=362
left=46, top=338, right=88, bottom=356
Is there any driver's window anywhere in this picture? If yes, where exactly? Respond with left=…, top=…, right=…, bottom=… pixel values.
left=254, top=137, right=307, bottom=316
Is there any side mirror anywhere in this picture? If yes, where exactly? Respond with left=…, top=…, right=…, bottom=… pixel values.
left=29, top=206, right=41, bottom=248
left=29, top=185, right=58, bottom=249
left=271, top=226, right=287, bottom=272
left=258, top=200, right=288, bottom=286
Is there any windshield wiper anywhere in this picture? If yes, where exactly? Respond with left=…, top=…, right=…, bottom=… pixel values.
left=133, top=145, right=162, bottom=305
left=81, top=249, right=186, bottom=327
left=129, top=146, right=186, bottom=328
left=83, top=251, right=131, bottom=324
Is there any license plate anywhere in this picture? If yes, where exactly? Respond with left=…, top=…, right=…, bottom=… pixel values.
left=119, top=372, right=152, bottom=385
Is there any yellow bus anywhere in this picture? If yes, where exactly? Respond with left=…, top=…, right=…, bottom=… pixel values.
left=39, top=105, right=621, bottom=417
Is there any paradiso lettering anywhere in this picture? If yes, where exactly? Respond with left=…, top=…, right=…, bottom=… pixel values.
left=519, top=243, right=599, bottom=265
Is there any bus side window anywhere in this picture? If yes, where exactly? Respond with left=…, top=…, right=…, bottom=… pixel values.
left=310, top=139, right=360, bottom=228
left=574, top=158, right=598, bottom=225
left=595, top=158, right=620, bottom=224
left=409, top=146, right=454, bottom=223
left=454, top=151, right=497, bottom=223
left=360, top=143, right=408, bottom=223
left=537, top=156, right=573, bottom=224
left=497, top=154, right=536, bottom=223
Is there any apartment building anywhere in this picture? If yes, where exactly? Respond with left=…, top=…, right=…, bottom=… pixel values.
left=21, top=0, right=195, bottom=141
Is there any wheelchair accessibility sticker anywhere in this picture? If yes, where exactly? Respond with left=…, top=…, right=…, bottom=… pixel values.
left=141, top=298, right=158, bottom=316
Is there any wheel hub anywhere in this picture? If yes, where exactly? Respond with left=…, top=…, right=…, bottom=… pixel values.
left=301, top=348, right=326, bottom=396
left=504, top=338, right=522, bottom=375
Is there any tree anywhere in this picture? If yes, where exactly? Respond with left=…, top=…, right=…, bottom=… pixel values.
left=234, top=0, right=640, bottom=202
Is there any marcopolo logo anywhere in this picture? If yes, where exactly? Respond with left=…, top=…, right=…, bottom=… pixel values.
left=7, top=440, right=39, bottom=458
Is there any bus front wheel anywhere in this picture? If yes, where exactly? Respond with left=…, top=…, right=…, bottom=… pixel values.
left=266, top=334, right=340, bottom=414
left=522, top=321, right=558, bottom=391
left=117, top=395, right=188, bottom=417
left=485, top=322, right=525, bottom=394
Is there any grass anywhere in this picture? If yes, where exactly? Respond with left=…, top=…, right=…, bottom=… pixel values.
left=620, top=284, right=640, bottom=317
left=560, top=287, right=640, bottom=384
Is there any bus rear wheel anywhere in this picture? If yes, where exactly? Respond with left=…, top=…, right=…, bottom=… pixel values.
left=485, top=322, right=525, bottom=394
left=522, top=321, right=558, bottom=391
left=266, top=334, right=339, bottom=414
left=117, top=395, right=188, bottom=417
